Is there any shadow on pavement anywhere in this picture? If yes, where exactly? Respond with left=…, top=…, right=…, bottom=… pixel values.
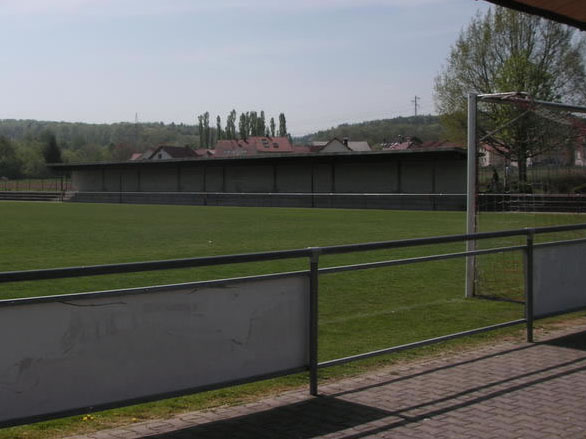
left=147, top=397, right=391, bottom=439
left=541, top=330, right=586, bottom=351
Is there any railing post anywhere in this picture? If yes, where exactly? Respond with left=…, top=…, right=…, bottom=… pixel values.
left=525, top=230, right=534, bottom=343
left=465, top=93, right=478, bottom=298
left=309, top=249, right=320, bottom=396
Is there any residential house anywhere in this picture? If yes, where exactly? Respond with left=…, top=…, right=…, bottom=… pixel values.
left=312, top=137, right=371, bottom=153
left=130, top=145, right=198, bottom=161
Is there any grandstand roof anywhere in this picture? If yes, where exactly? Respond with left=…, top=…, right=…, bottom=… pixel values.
left=50, top=148, right=466, bottom=170
left=484, top=0, right=586, bottom=30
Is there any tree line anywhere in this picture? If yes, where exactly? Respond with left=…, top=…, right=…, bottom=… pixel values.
left=296, top=115, right=444, bottom=148
left=0, top=112, right=289, bottom=178
left=0, top=120, right=201, bottom=178
left=197, top=110, right=288, bottom=148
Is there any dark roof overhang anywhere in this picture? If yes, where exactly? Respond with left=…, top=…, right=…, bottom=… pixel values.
left=48, top=148, right=467, bottom=171
left=484, top=0, right=586, bottom=31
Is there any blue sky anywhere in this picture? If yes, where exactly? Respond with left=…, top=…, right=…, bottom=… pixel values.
left=0, top=0, right=490, bottom=134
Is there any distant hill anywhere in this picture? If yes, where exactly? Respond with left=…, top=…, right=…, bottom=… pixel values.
left=0, top=119, right=202, bottom=178
left=0, top=119, right=199, bottom=153
left=295, top=115, right=444, bottom=148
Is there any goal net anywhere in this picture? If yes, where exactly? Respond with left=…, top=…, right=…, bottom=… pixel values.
left=467, top=92, right=586, bottom=300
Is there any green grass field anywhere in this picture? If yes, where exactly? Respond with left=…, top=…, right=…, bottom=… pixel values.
left=1, top=202, right=585, bottom=439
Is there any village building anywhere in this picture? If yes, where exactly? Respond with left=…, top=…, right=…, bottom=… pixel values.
left=130, top=145, right=198, bottom=161
left=311, top=138, right=371, bottom=153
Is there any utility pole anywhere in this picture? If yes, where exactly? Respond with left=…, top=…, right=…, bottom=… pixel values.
left=411, top=96, right=420, bottom=117
left=134, top=113, right=139, bottom=148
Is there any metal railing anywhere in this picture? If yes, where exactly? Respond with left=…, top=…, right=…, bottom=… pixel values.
left=1, top=222, right=586, bottom=415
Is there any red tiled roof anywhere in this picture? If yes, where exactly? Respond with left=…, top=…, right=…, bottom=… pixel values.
left=214, top=137, right=293, bottom=157
left=293, top=145, right=311, bottom=153
left=383, top=139, right=464, bottom=151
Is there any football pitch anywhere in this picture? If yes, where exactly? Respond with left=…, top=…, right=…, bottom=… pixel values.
left=3, top=202, right=585, bottom=360
left=0, top=201, right=584, bottom=438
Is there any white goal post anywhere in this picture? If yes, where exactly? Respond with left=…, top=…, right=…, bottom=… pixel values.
left=465, top=92, right=586, bottom=298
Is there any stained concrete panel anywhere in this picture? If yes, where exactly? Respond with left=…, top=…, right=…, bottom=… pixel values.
left=72, top=170, right=102, bottom=192
left=180, top=167, right=205, bottom=192
left=313, top=164, right=333, bottom=193
left=0, top=275, right=309, bottom=425
left=103, top=169, right=122, bottom=192
left=276, top=165, right=312, bottom=193
left=139, top=167, right=179, bottom=192
left=335, top=162, right=397, bottom=193
left=205, top=167, right=224, bottom=192
left=533, top=241, right=586, bottom=317
left=225, top=166, right=274, bottom=192
left=401, top=161, right=434, bottom=193
left=435, top=160, right=466, bottom=193
left=121, top=169, right=139, bottom=192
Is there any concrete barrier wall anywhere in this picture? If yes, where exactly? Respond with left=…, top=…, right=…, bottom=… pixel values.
left=0, top=275, right=309, bottom=426
left=533, top=241, right=586, bottom=317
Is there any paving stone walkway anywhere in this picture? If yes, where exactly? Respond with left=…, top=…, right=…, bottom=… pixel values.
left=68, top=321, right=586, bottom=439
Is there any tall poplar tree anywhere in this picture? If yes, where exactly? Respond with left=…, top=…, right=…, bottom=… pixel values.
left=239, top=114, right=247, bottom=140
left=42, top=130, right=62, bottom=164
left=216, top=116, right=223, bottom=141
left=278, top=113, right=287, bottom=137
left=203, top=112, right=210, bottom=148
left=197, top=115, right=204, bottom=147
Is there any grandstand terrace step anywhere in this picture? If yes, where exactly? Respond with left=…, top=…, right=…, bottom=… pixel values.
left=0, top=191, right=63, bottom=202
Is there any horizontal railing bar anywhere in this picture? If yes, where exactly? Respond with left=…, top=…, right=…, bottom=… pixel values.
left=532, top=224, right=586, bottom=235
left=534, top=237, right=586, bottom=249
left=318, top=319, right=527, bottom=368
left=0, top=270, right=309, bottom=307
left=317, top=230, right=524, bottom=256
left=319, top=245, right=527, bottom=275
left=0, top=249, right=312, bottom=283
left=314, top=224, right=585, bottom=256
left=2, top=223, right=585, bottom=283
